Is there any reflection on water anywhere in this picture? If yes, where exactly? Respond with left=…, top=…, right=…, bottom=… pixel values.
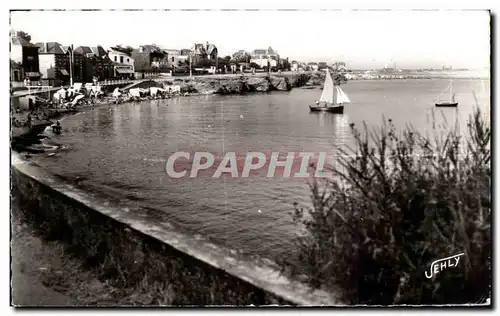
left=33, top=79, right=490, bottom=260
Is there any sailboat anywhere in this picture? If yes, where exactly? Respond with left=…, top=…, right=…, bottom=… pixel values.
left=309, top=69, right=351, bottom=113
left=435, top=81, right=458, bottom=107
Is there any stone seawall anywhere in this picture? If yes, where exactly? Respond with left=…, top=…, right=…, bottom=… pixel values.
left=10, top=152, right=342, bottom=306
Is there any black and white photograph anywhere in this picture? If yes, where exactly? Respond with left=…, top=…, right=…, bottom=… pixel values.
left=9, top=7, right=491, bottom=307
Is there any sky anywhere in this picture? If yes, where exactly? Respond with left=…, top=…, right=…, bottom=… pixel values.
left=10, top=10, right=490, bottom=69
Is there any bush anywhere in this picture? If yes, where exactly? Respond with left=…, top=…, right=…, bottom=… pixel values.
left=283, top=108, right=491, bottom=305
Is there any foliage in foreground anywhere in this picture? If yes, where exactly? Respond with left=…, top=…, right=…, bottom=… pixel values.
left=285, top=108, right=491, bottom=305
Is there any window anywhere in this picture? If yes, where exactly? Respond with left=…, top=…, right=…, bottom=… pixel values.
left=114, top=56, right=117, bottom=62
left=172, top=57, right=174, bottom=62
left=127, top=58, right=129, bottom=63
left=120, top=56, right=124, bottom=63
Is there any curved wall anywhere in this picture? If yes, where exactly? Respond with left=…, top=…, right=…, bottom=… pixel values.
left=11, top=152, right=342, bottom=306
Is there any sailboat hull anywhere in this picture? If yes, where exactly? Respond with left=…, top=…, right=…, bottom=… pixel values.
left=435, top=102, right=458, bottom=107
left=309, top=105, right=344, bottom=113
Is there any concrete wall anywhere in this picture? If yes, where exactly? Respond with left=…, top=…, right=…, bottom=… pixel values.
left=10, top=152, right=342, bottom=306
left=10, top=89, right=59, bottom=111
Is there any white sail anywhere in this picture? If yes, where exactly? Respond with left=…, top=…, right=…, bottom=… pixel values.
left=337, top=86, right=351, bottom=104
left=319, top=69, right=335, bottom=104
left=435, top=81, right=453, bottom=103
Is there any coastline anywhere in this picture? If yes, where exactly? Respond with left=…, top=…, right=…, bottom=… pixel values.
left=10, top=75, right=488, bottom=153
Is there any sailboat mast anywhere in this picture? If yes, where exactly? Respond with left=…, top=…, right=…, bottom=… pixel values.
left=449, top=81, right=452, bottom=101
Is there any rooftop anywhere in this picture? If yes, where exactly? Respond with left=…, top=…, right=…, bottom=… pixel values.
left=35, top=42, right=66, bottom=54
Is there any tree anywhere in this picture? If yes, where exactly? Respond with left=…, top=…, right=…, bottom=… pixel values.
left=232, top=51, right=251, bottom=63
left=249, top=62, right=260, bottom=69
left=193, top=58, right=211, bottom=69
left=217, top=57, right=230, bottom=69
left=332, top=72, right=348, bottom=86
left=16, top=31, right=31, bottom=43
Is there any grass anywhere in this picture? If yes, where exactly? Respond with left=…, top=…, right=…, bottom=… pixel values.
left=12, top=200, right=176, bottom=306
left=281, top=107, right=491, bottom=305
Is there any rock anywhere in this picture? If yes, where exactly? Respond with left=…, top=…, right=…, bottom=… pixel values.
left=179, top=82, right=197, bottom=93
left=246, top=77, right=271, bottom=92
left=268, top=76, right=290, bottom=91
left=306, top=72, right=325, bottom=86
left=287, top=74, right=300, bottom=87
left=217, top=79, right=248, bottom=94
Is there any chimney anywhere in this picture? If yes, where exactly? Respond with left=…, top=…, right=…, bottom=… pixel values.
left=45, top=42, right=49, bottom=53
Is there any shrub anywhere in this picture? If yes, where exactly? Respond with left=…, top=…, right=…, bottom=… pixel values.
left=283, top=108, right=491, bottom=305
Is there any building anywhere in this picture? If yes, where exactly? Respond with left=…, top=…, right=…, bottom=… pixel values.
left=189, top=42, right=218, bottom=68
left=318, top=62, right=328, bottom=70
left=107, top=47, right=135, bottom=78
left=165, top=49, right=181, bottom=56
left=10, top=60, right=23, bottom=82
left=164, top=49, right=189, bottom=69
left=307, top=62, right=319, bottom=71
left=36, top=42, right=85, bottom=84
left=74, top=45, right=114, bottom=82
left=191, top=42, right=218, bottom=60
left=10, top=31, right=40, bottom=82
left=250, top=46, right=279, bottom=69
left=180, top=49, right=192, bottom=56
left=332, top=62, right=347, bottom=72
left=137, top=45, right=169, bottom=69
left=131, top=45, right=171, bottom=78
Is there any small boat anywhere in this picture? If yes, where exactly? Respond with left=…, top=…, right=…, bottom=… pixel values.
left=435, top=80, right=458, bottom=107
left=309, top=69, right=351, bottom=113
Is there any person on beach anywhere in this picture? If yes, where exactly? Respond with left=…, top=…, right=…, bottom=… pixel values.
left=52, top=120, right=62, bottom=134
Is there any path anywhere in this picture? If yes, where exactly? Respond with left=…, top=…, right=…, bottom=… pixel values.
left=11, top=218, right=78, bottom=306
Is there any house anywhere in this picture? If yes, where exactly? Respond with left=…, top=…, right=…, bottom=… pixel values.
left=190, top=42, right=218, bottom=67
left=130, top=45, right=170, bottom=78
left=250, top=46, right=279, bottom=69
left=10, top=60, right=23, bottom=83
left=180, top=49, right=192, bottom=56
left=137, top=45, right=169, bottom=69
left=74, top=45, right=114, bottom=82
left=36, top=42, right=84, bottom=84
left=164, top=49, right=189, bottom=69
left=191, top=42, right=218, bottom=60
left=333, top=62, right=347, bottom=71
left=74, top=46, right=95, bottom=57
left=10, top=31, right=40, bottom=82
left=318, top=62, right=328, bottom=70
left=107, top=47, right=135, bottom=78
left=307, top=62, right=319, bottom=71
